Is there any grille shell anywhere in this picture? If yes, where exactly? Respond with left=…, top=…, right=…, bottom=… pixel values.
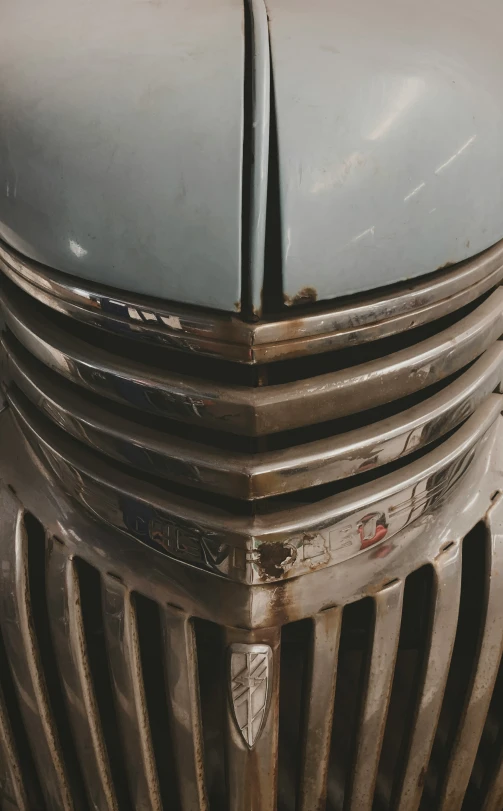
left=2, top=239, right=503, bottom=810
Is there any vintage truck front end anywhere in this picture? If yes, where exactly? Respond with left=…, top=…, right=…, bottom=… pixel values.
left=1, top=1, right=503, bottom=809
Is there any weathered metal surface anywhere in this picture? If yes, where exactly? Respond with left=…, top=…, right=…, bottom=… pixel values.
left=224, top=627, right=280, bottom=811
left=0, top=682, right=28, bottom=811
left=0, top=0, right=245, bottom=311
left=162, top=608, right=208, bottom=811
left=102, top=575, right=161, bottom=811
left=437, top=497, right=503, bottom=809
left=0, top=394, right=503, bottom=808
left=7, top=384, right=500, bottom=584
left=392, top=541, right=462, bottom=811
left=298, top=607, right=342, bottom=811
left=47, top=543, right=118, bottom=811
left=346, top=580, right=403, bottom=810
left=5, top=331, right=503, bottom=500
left=3, top=279, right=503, bottom=438
left=266, top=0, right=503, bottom=305
left=0, top=507, right=73, bottom=811
left=2, top=236, right=503, bottom=363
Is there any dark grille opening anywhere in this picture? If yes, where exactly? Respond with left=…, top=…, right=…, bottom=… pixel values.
left=76, top=557, right=133, bottom=811
left=375, top=566, right=434, bottom=809
left=260, top=34, right=284, bottom=317
left=135, top=593, right=181, bottom=811
left=420, top=522, right=488, bottom=810
left=0, top=626, right=45, bottom=810
left=23, top=514, right=89, bottom=810
left=327, top=598, right=374, bottom=811
left=193, top=618, right=227, bottom=811
left=278, top=619, right=312, bottom=811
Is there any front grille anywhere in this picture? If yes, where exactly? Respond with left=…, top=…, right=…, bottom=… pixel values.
left=1, top=239, right=503, bottom=810
left=1, top=498, right=503, bottom=811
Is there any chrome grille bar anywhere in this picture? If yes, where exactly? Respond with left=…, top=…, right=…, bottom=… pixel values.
left=162, top=608, right=208, bottom=811
left=101, top=576, right=162, bottom=811
left=346, top=580, right=404, bottom=810
left=0, top=508, right=73, bottom=811
left=393, top=541, right=462, bottom=811
left=298, top=607, right=342, bottom=811
left=47, top=545, right=118, bottom=811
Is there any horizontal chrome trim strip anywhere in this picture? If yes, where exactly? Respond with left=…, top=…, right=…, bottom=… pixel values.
left=2, top=281, right=503, bottom=436
left=2, top=238, right=503, bottom=364
left=8, top=388, right=500, bottom=583
left=4, top=334, right=503, bottom=500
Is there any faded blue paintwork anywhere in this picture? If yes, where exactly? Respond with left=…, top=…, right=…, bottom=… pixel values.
left=0, top=0, right=244, bottom=311
left=267, top=0, right=503, bottom=304
left=2, top=0, right=503, bottom=311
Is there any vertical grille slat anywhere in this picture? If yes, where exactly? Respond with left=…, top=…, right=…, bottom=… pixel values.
left=298, top=607, right=342, bottom=811
left=438, top=500, right=503, bottom=809
left=225, top=627, right=281, bottom=811
left=0, top=682, right=29, bottom=811
left=162, top=608, right=208, bottom=811
left=101, top=575, right=161, bottom=811
left=46, top=543, right=118, bottom=811
left=393, top=542, right=462, bottom=811
left=346, top=580, right=404, bottom=811
left=0, top=508, right=73, bottom=811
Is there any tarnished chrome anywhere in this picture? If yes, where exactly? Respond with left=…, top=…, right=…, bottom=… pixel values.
left=162, top=609, right=208, bottom=811
left=347, top=580, right=403, bottom=810
left=47, top=544, right=117, bottom=811
left=102, top=575, right=162, bottom=810
left=7, top=385, right=501, bottom=583
left=438, top=498, right=503, bottom=809
left=298, top=607, right=342, bottom=811
left=0, top=508, right=73, bottom=811
left=393, top=541, right=462, bottom=811
left=5, top=331, right=503, bottom=500
left=0, top=683, right=28, bottom=811
left=1, top=406, right=503, bottom=809
left=2, top=237, right=503, bottom=363
left=3, top=279, right=503, bottom=436
left=2, top=243, right=503, bottom=809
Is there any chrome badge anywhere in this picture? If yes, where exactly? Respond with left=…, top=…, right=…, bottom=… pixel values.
left=229, top=643, right=272, bottom=748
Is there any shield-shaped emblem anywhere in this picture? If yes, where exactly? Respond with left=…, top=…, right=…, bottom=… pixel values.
left=228, top=643, right=272, bottom=748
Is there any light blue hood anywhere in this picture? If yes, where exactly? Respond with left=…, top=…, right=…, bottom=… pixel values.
left=1, top=0, right=503, bottom=312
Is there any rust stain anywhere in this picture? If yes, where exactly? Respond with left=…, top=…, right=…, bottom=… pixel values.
left=257, top=542, right=297, bottom=579
left=284, top=287, right=318, bottom=307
